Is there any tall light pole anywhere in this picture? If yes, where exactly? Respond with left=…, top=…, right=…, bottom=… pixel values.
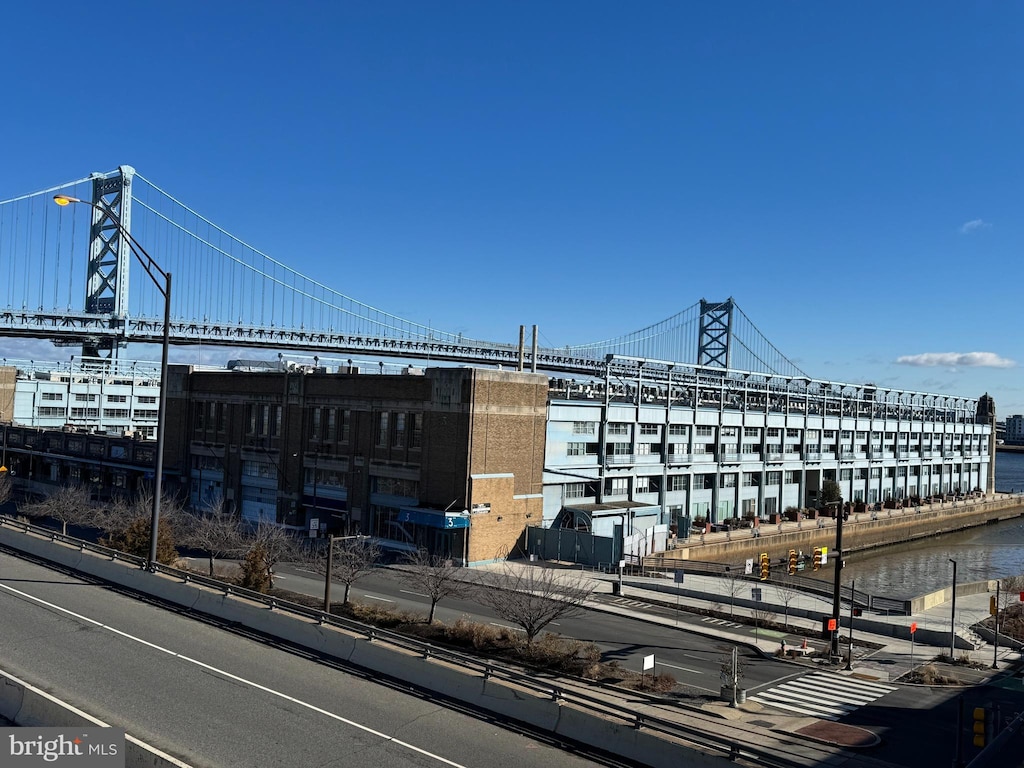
left=949, top=558, right=958, bottom=659
left=54, top=194, right=171, bottom=571
left=830, top=497, right=845, bottom=657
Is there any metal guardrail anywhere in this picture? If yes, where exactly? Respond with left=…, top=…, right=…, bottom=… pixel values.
left=0, top=515, right=847, bottom=768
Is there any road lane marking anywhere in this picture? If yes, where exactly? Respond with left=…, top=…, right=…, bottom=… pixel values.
left=489, top=622, right=522, bottom=632
left=399, top=589, right=430, bottom=598
left=363, top=594, right=395, bottom=603
left=0, top=581, right=468, bottom=767
left=655, top=662, right=703, bottom=674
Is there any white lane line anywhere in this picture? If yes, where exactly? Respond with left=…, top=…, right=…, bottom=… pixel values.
left=0, top=582, right=468, bottom=768
left=363, top=594, right=395, bottom=603
left=399, top=589, right=430, bottom=599
left=489, top=622, right=522, bottom=632
left=655, top=661, right=703, bottom=674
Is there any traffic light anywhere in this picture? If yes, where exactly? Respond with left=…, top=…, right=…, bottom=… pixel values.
left=973, top=705, right=989, bottom=748
left=788, top=549, right=798, bottom=575
left=812, top=547, right=822, bottom=571
left=759, top=552, right=770, bottom=581
left=852, top=608, right=863, bottom=617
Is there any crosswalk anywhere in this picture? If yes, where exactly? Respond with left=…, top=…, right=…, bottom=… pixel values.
left=700, top=615, right=745, bottom=629
left=748, top=672, right=896, bottom=720
left=609, top=596, right=655, bottom=609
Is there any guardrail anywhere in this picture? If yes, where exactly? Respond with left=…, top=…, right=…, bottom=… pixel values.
left=0, top=514, right=828, bottom=768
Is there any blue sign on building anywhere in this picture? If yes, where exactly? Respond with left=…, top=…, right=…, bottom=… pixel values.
left=397, top=507, right=469, bottom=529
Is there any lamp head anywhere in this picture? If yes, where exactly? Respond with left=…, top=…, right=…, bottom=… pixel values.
left=53, top=194, right=83, bottom=206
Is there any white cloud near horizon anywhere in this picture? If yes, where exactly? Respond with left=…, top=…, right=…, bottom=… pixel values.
left=960, top=218, right=991, bottom=234
left=896, top=352, right=1015, bottom=368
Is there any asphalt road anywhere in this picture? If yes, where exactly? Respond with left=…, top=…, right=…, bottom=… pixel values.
left=267, top=562, right=790, bottom=693
left=0, top=552, right=630, bottom=768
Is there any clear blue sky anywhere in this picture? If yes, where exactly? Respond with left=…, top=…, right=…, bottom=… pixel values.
left=2, top=2, right=1023, bottom=412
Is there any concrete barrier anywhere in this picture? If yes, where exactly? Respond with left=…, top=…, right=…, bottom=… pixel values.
left=0, top=667, right=190, bottom=768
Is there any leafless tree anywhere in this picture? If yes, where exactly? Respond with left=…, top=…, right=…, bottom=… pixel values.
left=402, top=549, right=468, bottom=623
left=0, top=471, right=11, bottom=508
left=722, top=571, right=746, bottom=618
left=476, top=565, right=595, bottom=644
left=303, top=535, right=380, bottom=606
left=775, top=582, right=800, bottom=632
left=240, top=521, right=301, bottom=590
left=19, top=484, right=99, bottom=535
left=179, top=500, right=244, bottom=576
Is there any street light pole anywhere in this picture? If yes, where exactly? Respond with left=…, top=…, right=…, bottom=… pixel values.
left=830, top=496, right=845, bottom=657
left=54, top=194, right=171, bottom=571
left=949, top=558, right=958, bottom=659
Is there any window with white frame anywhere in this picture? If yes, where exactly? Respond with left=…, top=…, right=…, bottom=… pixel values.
left=564, top=483, right=586, bottom=498
left=607, top=423, right=629, bottom=435
left=572, top=421, right=596, bottom=435
left=668, top=475, right=688, bottom=492
left=639, top=424, right=659, bottom=435
left=742, top=472, right=760, bottom=487
left=695, top=425, right=714, bottom=437
left=567, top=442, right=587, bottom=456
left=668, top=424, right=688, bottom=436
left=720, top=473, right=737, bottom=488
left=604, top=477, right=628, bottom=495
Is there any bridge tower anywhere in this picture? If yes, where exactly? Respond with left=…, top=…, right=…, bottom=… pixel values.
left=83, top=165, right=135, bottom=358
left=697, top=299, right=734, bottom=370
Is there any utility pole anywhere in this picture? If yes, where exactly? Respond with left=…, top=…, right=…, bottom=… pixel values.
left=830, top=497, right=845, bottom=657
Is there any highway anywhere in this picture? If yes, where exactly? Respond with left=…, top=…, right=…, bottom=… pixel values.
left=0, top=552, right=629, bottom=768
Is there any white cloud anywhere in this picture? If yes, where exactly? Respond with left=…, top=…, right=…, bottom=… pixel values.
left=960, top=219, right=991, bottom=234
left=896, top=352, right=1015, bottom=369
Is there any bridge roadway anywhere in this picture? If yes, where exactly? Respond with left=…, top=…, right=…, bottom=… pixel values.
left=0, top=552, right=613, bottom=768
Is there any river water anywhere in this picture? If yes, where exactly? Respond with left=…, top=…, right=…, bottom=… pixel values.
left=804, top=451, right=1024, bottom=598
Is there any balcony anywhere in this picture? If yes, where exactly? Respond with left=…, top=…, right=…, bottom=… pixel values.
left=766, top=452, right=784, bottom=462
left=803, top=452, right=822, bottom=462
left=667, top=452, right=692, bottom=465
left=720, top=452, right=741, bottom=463
left=840, top=451, right=857, bottom=461
left=605, top=454, right=635, bottom=465
left=692, top=453, right=717, bottom=463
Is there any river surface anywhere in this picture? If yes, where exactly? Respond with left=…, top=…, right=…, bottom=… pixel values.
left=803, top=451, right=1024, bottom=598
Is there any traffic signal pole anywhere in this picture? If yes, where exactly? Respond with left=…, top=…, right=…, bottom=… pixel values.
left=830, top=497, right=845, bottom=658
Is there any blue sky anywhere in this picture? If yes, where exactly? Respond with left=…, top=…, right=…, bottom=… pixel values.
left=2, top=2, right=1023, bottom=411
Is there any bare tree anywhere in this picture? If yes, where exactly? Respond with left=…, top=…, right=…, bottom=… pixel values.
left=722, top=571, right=746, bottom=618
left=303, top=536, right=380, bottom=606
left=476, top=565, right=595, bottom=644
left=179, top=500, right=244, bottom=576
left=239, top=521, right=300, bottom=590
left=402, top=549, right=468, bottom=623
left=0, top=471, right=11, bottom=509
left=20, top=484, right=98, bottom=535
left=775, top=582, right=800, bottom=632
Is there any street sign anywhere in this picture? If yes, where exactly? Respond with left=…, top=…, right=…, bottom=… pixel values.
left=643, top=654, right=655, bottom=671
left=910, top=622, right=917, bottom=634
left=820, top=547, right=828, bottom=566
left=744, top=557, right=754, bottom=575
left=752, top=587, right=763, bottom=601
left=674, top=570, right=685, bottom=584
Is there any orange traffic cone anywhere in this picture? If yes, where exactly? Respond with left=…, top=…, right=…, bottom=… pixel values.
left=801, top=637, right=808, bottom=650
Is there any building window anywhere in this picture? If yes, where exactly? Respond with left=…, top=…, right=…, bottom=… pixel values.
left=721, top=427, right=737, bottom=437
left=696, top=425, right=714, bottom=437
left=138, top=396, right=157, bottom=405
left=767, top=428, right=781, bottom=437
left=41, top=392, right=63, bottom=401
left=567, top=442, right=586, bottom=456
left=786, top=429, right=800, bottom=438
left=107, top=395, right=128, bottom=403
left=565, top=483, right=586, bottom=498
left=409, top=412, right=420, bottom=448
left=573, top=421, right=596, bottom=435
left=376, top=412, right=389, bottom=447
left=640, top=424, right=659, bottom=435
left=766, top=471, right=782, bottom=484
left=635, top=476, right=651, bottom=493
left=743, top=427, right=760, bottom=437
left=720, top=473, right=737, bottom=488
left=38, top=407, right=66, bottom=417
left=743, top=472, right=760, bottom=487
left=668, top=475, right=688, bottom=492
left=70, top=408, right=99, bottom=419
left=698, top=473, right=715, bottom=490
left=392, top=413, right=406, bottom=448
left=784, top=471, right=798, bottom=484
left=604, top=477, right=628, bottom=495
left=326, top=408, right=338, bottom=442
left=668, top=425, right=688, bottom=436
left=75, top=394, right=97, bottom=403
left=608, top=423, right=629, bottom=436
left=103, top=409, right=130, bottom=418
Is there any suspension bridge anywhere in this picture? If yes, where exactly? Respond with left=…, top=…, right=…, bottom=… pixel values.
left=0, top=165, right=806, bottom=381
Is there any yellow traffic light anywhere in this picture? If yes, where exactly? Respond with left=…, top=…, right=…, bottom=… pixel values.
left=990, top=595, right=997, bottom=616
left=812, top=547, right=822, bottom=571
left=973, top=706, right=988, bottom=748
left=759, top=552, right=769, bottom=581
left=788, top=549, right=798, bottom=575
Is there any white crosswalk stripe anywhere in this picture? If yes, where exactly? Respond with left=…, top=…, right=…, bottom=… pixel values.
left=748, top=673, right=896, bottom=720
left=700, top=616, right=743, bottom=628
